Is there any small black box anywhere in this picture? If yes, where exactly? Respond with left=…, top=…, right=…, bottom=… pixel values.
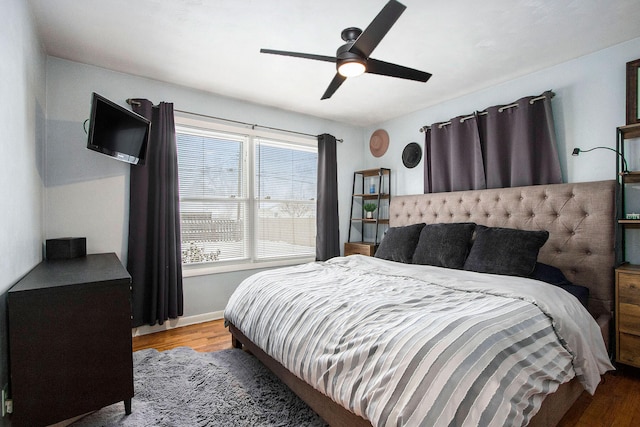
left=46, top=237, right=87, bottom=260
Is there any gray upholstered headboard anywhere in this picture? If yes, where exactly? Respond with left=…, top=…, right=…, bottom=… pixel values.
left=390, top=180, right=616, bottom=318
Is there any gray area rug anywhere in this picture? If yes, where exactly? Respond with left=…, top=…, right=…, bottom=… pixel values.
left=72, top=347, right=327, bottom=426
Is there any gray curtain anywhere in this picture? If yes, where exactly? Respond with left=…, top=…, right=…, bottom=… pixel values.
left=425, top=114, right=486, bottom=193
left=424, top=91, right=561, bottom=193
left=128, top=99, right=183, bottom=327
left=478, top=90, right=562, bottom=188
left=316, top=133, right=340, bottom=261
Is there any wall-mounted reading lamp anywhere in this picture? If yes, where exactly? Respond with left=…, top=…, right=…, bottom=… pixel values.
left=572, top=147, right=629, bottom=174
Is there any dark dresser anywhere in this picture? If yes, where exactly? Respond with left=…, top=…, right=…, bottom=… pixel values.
left=8, top=253, right=133, bottom=426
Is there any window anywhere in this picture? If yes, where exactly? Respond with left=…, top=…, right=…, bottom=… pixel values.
left=175, top=115, right=317, bottom=272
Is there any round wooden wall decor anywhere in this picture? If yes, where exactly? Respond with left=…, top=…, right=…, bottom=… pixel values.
left=369, top=129, right=389, bottom=157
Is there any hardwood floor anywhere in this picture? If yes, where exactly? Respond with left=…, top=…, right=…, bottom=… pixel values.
left=132, top=320, right=640, bottom=426
left=557, top=365, right=640, bottom=427
left=132, top=319, right=232, bottom=353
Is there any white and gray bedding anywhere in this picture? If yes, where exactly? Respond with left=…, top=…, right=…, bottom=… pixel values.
left=224, top=255, right=613, bottom=427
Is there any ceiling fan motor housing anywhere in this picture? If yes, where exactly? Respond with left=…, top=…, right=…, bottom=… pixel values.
left=338, top=26, right=366, bottom=70
left=337, top=43, right=365, bottom=62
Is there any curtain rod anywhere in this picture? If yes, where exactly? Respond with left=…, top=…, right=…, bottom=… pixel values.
left=418, top=93, right=553, bottom=133
left=126, top=99, right=343, bottom=143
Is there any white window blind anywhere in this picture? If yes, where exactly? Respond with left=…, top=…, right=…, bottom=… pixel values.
left=175, top=122, right=317, bottom=268
left=255, top=138, right=317, bottom=259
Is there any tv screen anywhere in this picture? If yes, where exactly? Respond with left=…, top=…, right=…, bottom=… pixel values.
left=87, top=93, right=151, bottom=165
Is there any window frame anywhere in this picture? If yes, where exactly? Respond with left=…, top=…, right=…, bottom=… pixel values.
left=174, top=112, right=318, bottom=277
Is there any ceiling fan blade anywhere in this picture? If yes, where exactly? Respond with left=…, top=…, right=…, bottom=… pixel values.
left=321, top=73, right=347, bottom=100
left=350, top=0, right=406, bottom=58
left=260, top=49, right=336, bottom=63
left=366, top=58, right=432, bottom=82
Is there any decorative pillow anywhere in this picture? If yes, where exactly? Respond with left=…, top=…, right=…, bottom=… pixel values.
left=463, top=225, right=549, bottom=276
left=557, top=284, right=590, bottom=309
left=531, top=262, right=572, bottom=286
left=530, top=262, right=589, bottom=308
left=412, top=223, right=476, bottom=269
left=374, top=223, right=426, bottom=263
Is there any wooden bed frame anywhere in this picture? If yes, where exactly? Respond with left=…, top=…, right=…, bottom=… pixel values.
left=228, top=180, right=617, bottom=427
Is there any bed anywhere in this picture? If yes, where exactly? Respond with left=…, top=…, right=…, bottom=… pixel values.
left=225, top=180, right=616, bottom=427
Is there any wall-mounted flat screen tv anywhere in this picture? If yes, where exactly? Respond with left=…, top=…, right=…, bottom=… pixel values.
left=86, top=92, right=151, bottom=165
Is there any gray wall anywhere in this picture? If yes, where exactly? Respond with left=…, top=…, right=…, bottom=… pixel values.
left=363, top=37, right=640, bottom=263
left=364, top=37, right=640, bottom=193
left=0, top=0, right=47, bottom=421
left=44, top=58, right=365, bottom=322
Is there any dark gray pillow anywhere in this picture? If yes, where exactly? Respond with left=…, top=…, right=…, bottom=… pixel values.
left=412, top=223, right=476, bottom=269
left=529, top=263, right=589, bottom=308
left=463, top=225, right=549, bottom=276
left=374, top=223, right=426, bottom=263
left=531, top=262, right=572, bottom=286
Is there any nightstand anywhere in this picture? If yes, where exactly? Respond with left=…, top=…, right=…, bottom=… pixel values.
left=615, top=264, right=640, bottom=367
left=344, top=242, right=378, bottom=256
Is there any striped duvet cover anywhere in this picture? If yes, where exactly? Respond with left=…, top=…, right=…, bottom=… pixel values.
left=224, top=255, right=612, bottom=427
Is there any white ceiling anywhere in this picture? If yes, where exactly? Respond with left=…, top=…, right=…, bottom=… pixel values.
left=27, top=0, right=640, bottom=127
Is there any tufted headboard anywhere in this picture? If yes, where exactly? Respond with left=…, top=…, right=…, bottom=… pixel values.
left=390, top=180, right=616, bottom=318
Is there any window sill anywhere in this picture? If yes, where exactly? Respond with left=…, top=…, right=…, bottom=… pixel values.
left=182, top=256, right=316, bottom=277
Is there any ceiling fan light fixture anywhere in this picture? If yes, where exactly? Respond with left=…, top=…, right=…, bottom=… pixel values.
left=338, top=59, right=366, bottom=78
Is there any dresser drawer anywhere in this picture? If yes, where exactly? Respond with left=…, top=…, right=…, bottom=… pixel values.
left=616, top=266, right=640, bottom=367
left=619, top=332, right=640, bottom=366
left=618, top=272, right=640, bottom=335
left=344, top=242, right=378, bottom=257
left=618, top=272, right=640, bottom=304
left=619, top=303, right=640, bottom=335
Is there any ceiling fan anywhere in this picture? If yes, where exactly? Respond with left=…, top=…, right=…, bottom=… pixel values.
left=260, top=0, right=432, bottom=100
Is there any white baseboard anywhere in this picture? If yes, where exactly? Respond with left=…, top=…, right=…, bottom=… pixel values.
left=131, top=311, right=225, bottom=337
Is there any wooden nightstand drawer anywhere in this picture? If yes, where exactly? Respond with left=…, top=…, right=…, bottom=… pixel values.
left=618, top=272, right=640, bottom=335
left=619, top=302, right=640, bottom=334
left=616, top=265, right=640, bottom=367
left=344, top=242, right=378, bottom=257
left=619, top=333, right=640, bottom=366
left=618, top=272, right=640, bottom=302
